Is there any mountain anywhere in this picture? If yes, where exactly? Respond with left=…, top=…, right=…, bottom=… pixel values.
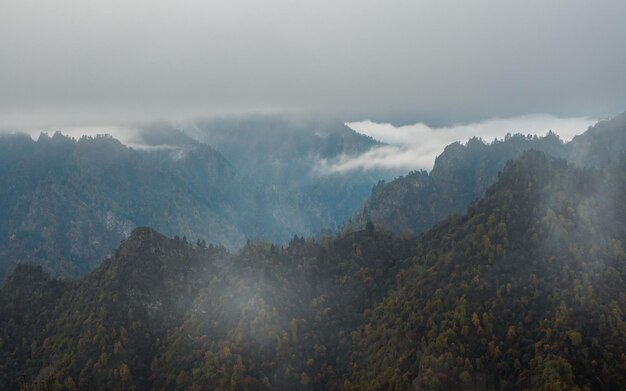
left=348, top=132, right=568, bottom=236
left=348, top=112, right=626, bottom=236
left=569, top=112, right=626, bottom=168
left=0, top=116, right=400, bottom=281
left=0, top=131, right=289, bottom=280
left=173, top=115, right=402, bottom=231
left=2, top=150, right=625, bottom=390
left=0, top=226, right=415, bottom=390
left=346, top=151, right=626, bottom=390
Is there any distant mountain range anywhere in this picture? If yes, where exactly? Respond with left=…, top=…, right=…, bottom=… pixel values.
left=2, top=113, right=624, bottom=282
left=160, top=115, right=400, bottom=232
left=0, top=117, right=396, bottom=280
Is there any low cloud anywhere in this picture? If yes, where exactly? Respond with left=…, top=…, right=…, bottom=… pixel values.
left=318, top=114, right=597, bottom=174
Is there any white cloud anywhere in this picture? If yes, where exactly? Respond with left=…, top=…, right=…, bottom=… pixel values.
left=318, top=115, right=597, bottom=174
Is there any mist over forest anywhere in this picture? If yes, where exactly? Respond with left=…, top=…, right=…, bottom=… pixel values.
left=2, top=1, right=626, bottom=390
left=1, top=112, right=625, bottom=390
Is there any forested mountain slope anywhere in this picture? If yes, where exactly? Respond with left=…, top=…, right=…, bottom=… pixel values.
left=0, top=116, right=398, bottom=281
left=568, top=111, right=626, bottom=167
left=2, top=151, right=625, bottom=390
left=0, top=131, right=297, bottom=280
left=349, top=112, right=626, bottom=236
left=347, top=151, right=626, bottom=390
left=348, top=132, right=568, bottom=235
left=0, top=226, right=416, bottom=390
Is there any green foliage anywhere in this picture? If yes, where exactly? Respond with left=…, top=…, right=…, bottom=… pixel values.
left=0, top=222, right=413, bottom=389
left=347, top=152, right=626, bottom=390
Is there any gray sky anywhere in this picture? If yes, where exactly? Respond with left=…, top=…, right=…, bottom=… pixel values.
left=1, top=0, right=626, bottom=129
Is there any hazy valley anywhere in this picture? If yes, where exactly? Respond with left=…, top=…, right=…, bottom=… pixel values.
left=1, top=113, right=625, bottom=390
left=2, top=1, right=625, bottom=389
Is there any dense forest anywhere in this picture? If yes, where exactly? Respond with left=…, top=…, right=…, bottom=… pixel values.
left=347, top=151, right=626, bottom=390
left=2, top=148, right=625, bottom=390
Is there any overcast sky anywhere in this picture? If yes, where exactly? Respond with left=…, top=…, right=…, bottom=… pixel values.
left=1, top=0, right=625, bottom=130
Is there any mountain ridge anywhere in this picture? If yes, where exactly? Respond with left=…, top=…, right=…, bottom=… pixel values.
left=2, top=149, right=625, bottom=389
left=0, top=116, right=401, bottom=281
left=348, top=112, right=626, bottom=237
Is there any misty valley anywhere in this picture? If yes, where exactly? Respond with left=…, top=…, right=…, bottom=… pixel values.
left=0, top=113, right=625, bottom=390
left=4, top=1, right=626, bottom=389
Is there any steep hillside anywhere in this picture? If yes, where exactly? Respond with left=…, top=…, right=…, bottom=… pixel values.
left=347, top=152, right=626, bottom=390
left=349, top=132, right=568, bottom=235
left=1, top=151, right=625, bottom=390
left=569, top=112, right=626, bottom=167
left=0, top=132, right=275, bottom=280
left=349, top=112, right=626, bottom=236
left=0, top=226, right=415, bottom=390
